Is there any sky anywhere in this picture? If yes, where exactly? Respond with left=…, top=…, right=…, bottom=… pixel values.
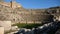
left=5, top=0, right=60, bottom=9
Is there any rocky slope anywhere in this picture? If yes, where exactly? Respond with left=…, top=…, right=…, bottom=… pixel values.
left=0, top=4, right=57, bottom=23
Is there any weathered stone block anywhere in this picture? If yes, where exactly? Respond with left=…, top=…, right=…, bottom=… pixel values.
left=0, top=27, right=4, bottom=34
left=27, top=21, right=34, bottom=24
left=11, top=26, right=18, bottom=31
left=0, top=21, right=11, bottom=31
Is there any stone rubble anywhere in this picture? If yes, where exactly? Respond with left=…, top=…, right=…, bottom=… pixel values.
left=11, top=26, right=18, bottom=31
left=13, top=21, right=60, bottom=34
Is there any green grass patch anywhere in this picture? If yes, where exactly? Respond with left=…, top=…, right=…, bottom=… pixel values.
left=12, top=23, right=43, bottom=29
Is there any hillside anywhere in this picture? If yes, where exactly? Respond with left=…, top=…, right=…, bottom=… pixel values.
left=0, top=2, right=60, bottom=24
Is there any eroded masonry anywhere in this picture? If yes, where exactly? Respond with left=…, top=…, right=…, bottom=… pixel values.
left=0, top=1, right=60, bottom=24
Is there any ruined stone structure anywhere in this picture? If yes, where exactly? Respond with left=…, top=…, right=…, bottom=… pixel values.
left=0, top=1, right=60, bottom=24
left=47, top=7, right=60, bottom=21
left=0, top=1, right=22, bottom=9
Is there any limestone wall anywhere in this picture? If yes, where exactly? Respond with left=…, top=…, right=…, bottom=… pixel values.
left=0, top=27, right=4, bottom=34
left=0, top=21, right=11, bottom=32
left=0, top=3, right=60, bottom=24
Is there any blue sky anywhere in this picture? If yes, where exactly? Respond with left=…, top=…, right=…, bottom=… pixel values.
left=5, top=0, right=60, bottom=9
